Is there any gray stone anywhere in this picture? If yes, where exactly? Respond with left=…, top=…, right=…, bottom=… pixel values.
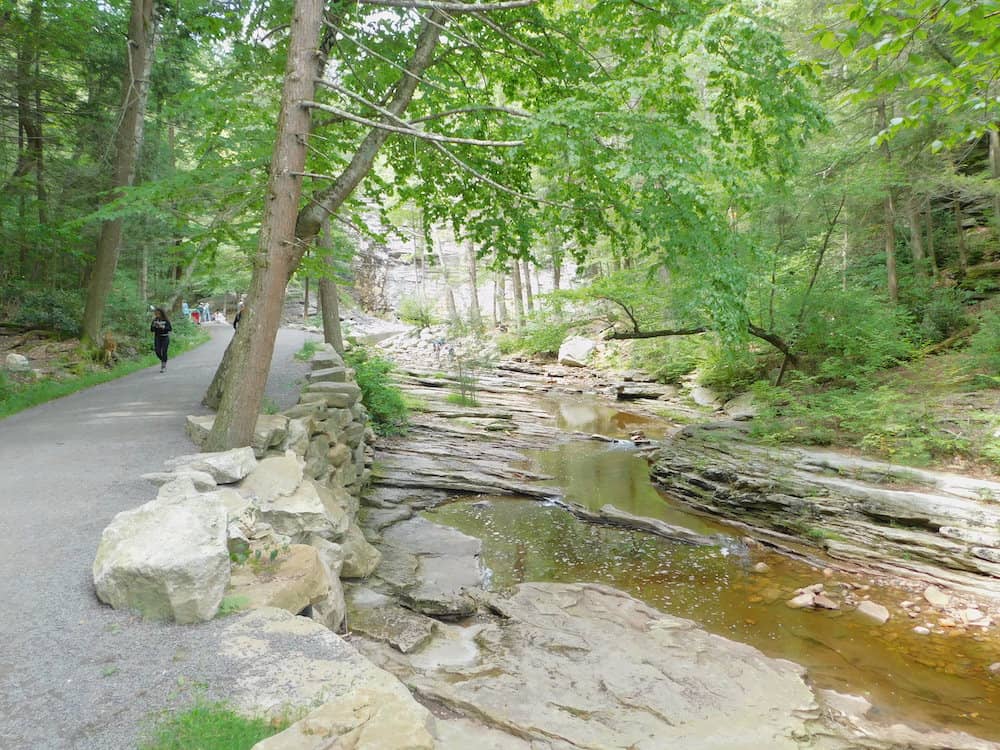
left=307, top=366, right=348, bottom=383
left=252, top=415, right=289, bottom=457
left=282, top=401, right=328, bottom=420
left=404, top=583, right=821, bottom=750
left=93, top=493, right=229, bottom=623
left=346, top=586, right=435, bottom=653
left=165, top=447, right=257, bottom=484
left=217, top=607, right=431, bottom=738
left=341, top=522, right=382, bottom=579
left=239, top=452, right=305, bottom=503
left=689, top=385, right=722, bottom=408
left=723, top=392, right=758, bottom=420
left=142, top=470, right=217, bottom=491
left=310, top=347, right=345, bottom=371
left=280, top=417, right=311, bottom=455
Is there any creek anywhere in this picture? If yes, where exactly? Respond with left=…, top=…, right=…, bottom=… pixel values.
left=423, top=397, right=1000, bottom=742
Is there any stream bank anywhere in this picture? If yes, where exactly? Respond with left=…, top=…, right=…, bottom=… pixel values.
left=346, top=334, right=1000, bottom=749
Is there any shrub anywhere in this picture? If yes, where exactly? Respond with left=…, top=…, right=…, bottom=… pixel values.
left=916, top=287, right=969, bottom=344
left=792, top=288, right=916, bottom=383
left=343, top=345, right=408, bottom=435
left=966, top=310, right=1000, bottom=382
left=11, top=288, right=82, bottom=334
left=397, top=295, right=437, bottom=328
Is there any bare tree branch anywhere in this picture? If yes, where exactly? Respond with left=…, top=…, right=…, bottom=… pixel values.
left=408, top=104, right=531, bottom=124
left=607, top=324, right=798, bottom=363
left=357, top=0, right=537, bottom=11
left=304, top=97, right=524, bottom=146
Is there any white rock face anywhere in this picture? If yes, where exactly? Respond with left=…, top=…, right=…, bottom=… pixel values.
left=5, top=352, right=30, bottom=371
left=557, top=336, right=597, bottom=367
left=165, top=447, right=257, bottom=484
left=92, top=494, right=229, bottom=623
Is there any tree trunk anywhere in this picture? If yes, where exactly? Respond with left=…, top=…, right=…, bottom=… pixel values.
left=906, top=193, right=925, bottom=275
left=318, top=218, right=344, bottom=353
left=875, top=93, right=897, bottom=303
left=954, top=199, right=968, bottom=271
left=990, top=126, right=1000, bottom=232
left=81, top=0, right=157, bottom=344
left=466, top=242, right=481, bottom=328
left=552, top=256, right=561, bottom=290
left=925, top=198, right=938, bottom=275
left=522, top=259, right=534, bottom=313
left=510, top=263, right=524, bottom=329
left=303, top=259, right=310, bottom=321
left=140, top=245, right=148, bottom=300
left=494, top=272, right=507, bottom=326
left=204, top=0, right=324, bottom=450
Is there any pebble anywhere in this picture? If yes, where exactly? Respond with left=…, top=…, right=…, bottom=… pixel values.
left=923, top=584, right=952, bottom=609
left=989, top=663, right=1000, bottom=675
left=813, top=594, right=840, bottom=611
left=752, top=562, right=770, bottom=574
left=914, top=626, right=931, bottom=635
left=857, top=600, right=891, bottom=624
left=822, top=568, right=834, bottom=578
left=939, top=617, right=957, bottom=628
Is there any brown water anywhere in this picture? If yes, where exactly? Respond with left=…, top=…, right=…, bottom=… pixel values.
left=425, top=398, right=1000, bottom=741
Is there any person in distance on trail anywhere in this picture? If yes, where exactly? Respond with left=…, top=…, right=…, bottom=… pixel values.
left=233, top=305, right=244, bottom=332
left=150, top=307, right=172, bottom=373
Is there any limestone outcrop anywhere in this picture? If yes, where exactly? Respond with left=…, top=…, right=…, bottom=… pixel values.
left=649, top=423, right=1000, bottom=600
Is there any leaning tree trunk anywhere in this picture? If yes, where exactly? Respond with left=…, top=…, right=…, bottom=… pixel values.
left=80, top=0, right=157, bottom=345
left=318, top=218, right=344, bottom=353
left=203, top=0, right=324, bottom=451
left=204, top=9, right=446, bottom=414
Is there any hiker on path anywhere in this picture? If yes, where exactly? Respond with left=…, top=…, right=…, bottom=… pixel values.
left=150, top=308, right=172, bottom=372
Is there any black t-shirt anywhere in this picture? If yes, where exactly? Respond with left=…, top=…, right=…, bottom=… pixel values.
left=151, top=319, right=172, bottom=337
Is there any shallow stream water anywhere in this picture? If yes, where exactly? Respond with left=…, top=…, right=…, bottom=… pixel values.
left=425, top=398, right=1000, bottom=741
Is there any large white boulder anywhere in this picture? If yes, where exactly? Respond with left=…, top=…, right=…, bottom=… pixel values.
left=92, top=493, right=229, bottom=623
left=557, top=336, right=597, bottom=367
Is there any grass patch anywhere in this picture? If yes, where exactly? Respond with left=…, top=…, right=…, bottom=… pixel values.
left=294, top=340, right=321, bottom=361
left=216, top=595, right=251, bottom=618
left=140, top=700, right=289, bottom=750
left=445, top=392, right=479, bottom=407
left=0, top=326, right=209, bottom=420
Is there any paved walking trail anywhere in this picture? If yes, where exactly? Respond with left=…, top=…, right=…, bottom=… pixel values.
left=0, top=326, right=317, bottom=749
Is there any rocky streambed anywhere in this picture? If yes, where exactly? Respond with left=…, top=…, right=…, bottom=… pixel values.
left=341, top=337, right=1000, bottom=750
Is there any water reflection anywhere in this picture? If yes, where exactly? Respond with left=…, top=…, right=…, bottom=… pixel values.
left=427, top=439, right=1000, bottom=740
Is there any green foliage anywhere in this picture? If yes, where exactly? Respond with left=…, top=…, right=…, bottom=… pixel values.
left=631, top=337, right=701, bottom=384
left=342, top=346, right=408, bottom=436
left=140, top=700, right=288, bottom=750
left=397, top=296, right=437, bottom=329
left=915, top=287, right=969, bottom=344
left=790, top=288, right=916, bottom=383
left=9, top=288, right=83, bottom=335
left=750, top=379, right=970, bottom=466
left=966, top=311, right=1000, bottom=382
left=697, top=342, right=762, bottom=394
left=446, top=392, right=479, bottom=407
left=215, top=595, right=250, bottom=617
left=498, top=310, right=574, bottom=357
left=294, top=341, right=320, bottom=362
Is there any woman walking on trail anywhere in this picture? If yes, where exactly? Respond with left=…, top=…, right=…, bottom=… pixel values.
left=150, top=307, right=172, bottom=372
